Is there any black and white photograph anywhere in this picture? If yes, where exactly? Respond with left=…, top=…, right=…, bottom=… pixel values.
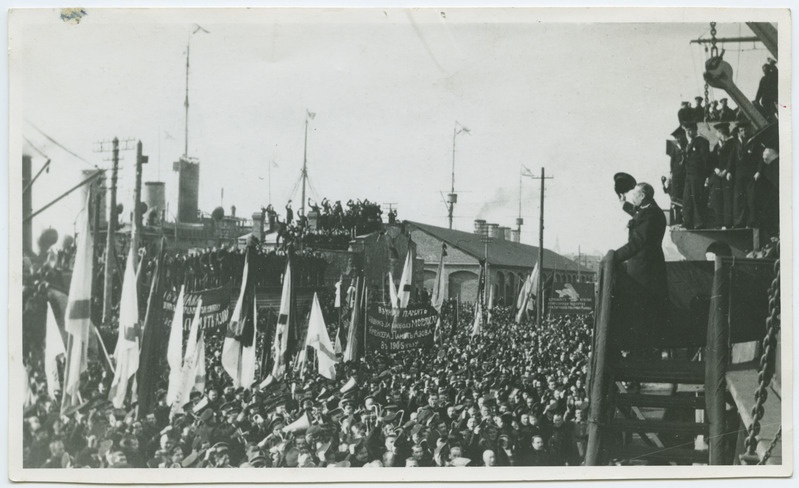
left=6, top=5, right=793, bottom=484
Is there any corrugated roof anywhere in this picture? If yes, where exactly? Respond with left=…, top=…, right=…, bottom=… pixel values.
left=405, top=220, right=586, bottom=272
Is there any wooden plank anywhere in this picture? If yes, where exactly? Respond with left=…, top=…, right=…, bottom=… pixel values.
left=611, top=419, right=709, bottom=436
left=614, top=360, right=705, bottom=384
left=614, top=445, right=708, bottom=464
left=615, top=393, right=704, bottom=409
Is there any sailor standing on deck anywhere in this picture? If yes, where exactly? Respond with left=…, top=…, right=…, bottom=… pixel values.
left=680, top=121, right=711, bottom=229
left=732, top=121, right=758, bottom=228
left=710, top=122, right=735, bottom=229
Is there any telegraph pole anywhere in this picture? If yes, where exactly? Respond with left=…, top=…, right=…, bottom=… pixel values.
left=95, top=137, right=135, bottom=324
left=133, top=140, right=149, bottom=254
left=523, top=167, right=553, bottom=325
left=103, top=138, right=120, bottom=324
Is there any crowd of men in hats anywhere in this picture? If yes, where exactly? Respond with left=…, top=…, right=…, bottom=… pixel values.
left=677, top=97, right=741, bottom=125
left=23, top=303, right=593, bottom=469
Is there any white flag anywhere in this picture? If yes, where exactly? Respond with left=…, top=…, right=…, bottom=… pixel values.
left=222, top=252, right=250, bottom=386
left=344, top=277, right=360, bottom=363
left=172, top=299, right=203, bottom=414
left=166, top=286, right=185, bottom=406
left=109, top=247, right=141, bottom=409
left=194, top=329, right=206, bottom=395
left=397, top=251, right=413, bottom=309
left=45, top=302, right=66, bottom=399
left=62, top=195, right=94, bottom=415
left=471, top=302, right=483, bottom=337
left=388, top=271, right=398, bottom=310
left=306, top=293, right=337, bottom=380
left=334, top=277, right=342, bottom=308
left=271, top=259, right=292, bottom=379
left=515, top=262, right=539, bottom=323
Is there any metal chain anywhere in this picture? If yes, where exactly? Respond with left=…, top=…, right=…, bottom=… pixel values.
left=740, top=251, right=781, bottom=465
left=702, top=22, right=719, bottom=122
left=710, top=22, right=719, bottom=57
left=758, top=426, right=782, bottom=465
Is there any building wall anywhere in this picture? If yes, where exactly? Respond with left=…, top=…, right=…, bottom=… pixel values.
left=411, top=225, right=593, bottom=304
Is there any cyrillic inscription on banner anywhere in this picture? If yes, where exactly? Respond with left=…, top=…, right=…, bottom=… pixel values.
left=548, top=282, right=595, bottom=314
left=366, top=303, right=437, bottom=352
left=162, top=282, right=233, bottom=331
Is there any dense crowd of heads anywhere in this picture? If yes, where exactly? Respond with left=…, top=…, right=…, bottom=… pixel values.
left=23, top=304, right=593, bottom=469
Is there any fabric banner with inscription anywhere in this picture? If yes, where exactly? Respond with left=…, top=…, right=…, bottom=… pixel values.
left=162, top=283, right=233, bottom=331
left=365, top=303, right=438, bottom=353
left=548, top=282, right=595, bottom=315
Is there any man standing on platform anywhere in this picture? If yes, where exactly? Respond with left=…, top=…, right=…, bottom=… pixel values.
left=732, top=121, right=758, bottom=228
left=680, top=121, right=711, bottom=229
left=614, top=182, right=668, bottom=337
left=710, top=122, right=735, bottom=229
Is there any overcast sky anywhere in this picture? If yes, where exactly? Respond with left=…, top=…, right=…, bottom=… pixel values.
left=13, top=9, right=775, bottom=256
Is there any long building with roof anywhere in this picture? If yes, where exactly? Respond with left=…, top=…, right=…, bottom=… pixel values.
left=405, top=220, right=594, bottom=305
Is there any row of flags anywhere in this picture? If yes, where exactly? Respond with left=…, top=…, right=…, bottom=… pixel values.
left=47, top=196, right=544, bottom=414
left=50, top=194, right=344, bottom=418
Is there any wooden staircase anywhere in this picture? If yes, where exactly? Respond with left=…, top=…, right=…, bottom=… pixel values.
left=585, top=251, right=779, bottom=466
left=604, top=359, right=709, bottom=465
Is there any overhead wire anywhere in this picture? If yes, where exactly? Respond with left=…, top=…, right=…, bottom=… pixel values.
left=25, top=119, right=100, bottom=169
left=22, top=136, right=49, bottom=159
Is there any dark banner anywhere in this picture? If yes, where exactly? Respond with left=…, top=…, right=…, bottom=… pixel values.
left=365, top=303, right=438, bottom=353
left=162, top=283, right=233, bottom=331
left=548, top=282, right=595, bottom=315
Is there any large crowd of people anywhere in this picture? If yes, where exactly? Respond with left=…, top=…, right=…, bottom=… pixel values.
left=23, top=303, right=593, bottom=469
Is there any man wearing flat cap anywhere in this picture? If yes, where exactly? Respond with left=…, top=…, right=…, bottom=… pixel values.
left=691, top=96, right=705, bottom=122
left=718, top=98, right=735, bottom=122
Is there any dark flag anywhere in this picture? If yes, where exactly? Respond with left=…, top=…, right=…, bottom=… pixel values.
left=136, top=238, right=166, bottom=417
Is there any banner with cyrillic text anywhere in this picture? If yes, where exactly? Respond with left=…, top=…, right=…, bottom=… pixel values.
left=365, top=304, right=437, bottom=353
left=548, top=282, right=595, bottom=315
left=162, top=283, right=233, bottom=331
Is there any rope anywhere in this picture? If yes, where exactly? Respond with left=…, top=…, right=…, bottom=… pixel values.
left=23, top=136, right=49, bottom=159
left=25, top=120, right=99, bottom=168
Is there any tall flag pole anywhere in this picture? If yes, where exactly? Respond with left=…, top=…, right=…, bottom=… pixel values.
left=62, top=195, right=94, bottom=415
left=45, top=301, right=66, bottom=399
left=109, top=246, right=142, bottom=409
left=137, top=238, right=166, bottom=416
left=222, top=249, right=250, bottom=387
left=166, top=286, right=185, bottom=406
left=271, top=257, right=292, bottom=379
